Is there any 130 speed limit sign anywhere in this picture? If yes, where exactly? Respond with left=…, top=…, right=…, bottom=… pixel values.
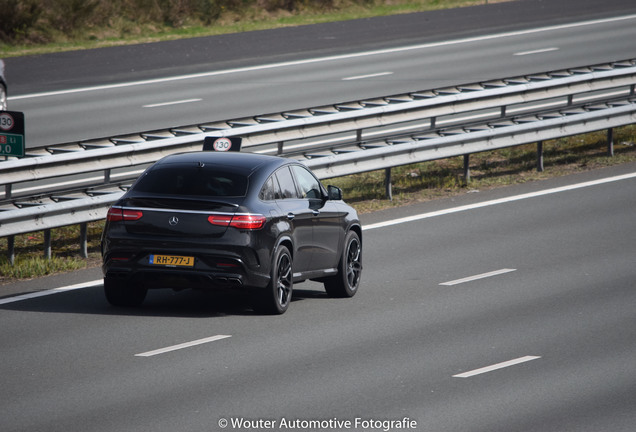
left=203, top=136, right=242, bottom=152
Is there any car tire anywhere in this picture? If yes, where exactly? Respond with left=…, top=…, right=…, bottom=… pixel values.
left=104, top=276, right=147, bottom=307
left=252, top=245, right=293, bottom=315
left=324, top=230, right=362, bottom=298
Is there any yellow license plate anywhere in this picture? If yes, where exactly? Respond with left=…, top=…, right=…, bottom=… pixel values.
left=149, top=254, right=195, bottom=267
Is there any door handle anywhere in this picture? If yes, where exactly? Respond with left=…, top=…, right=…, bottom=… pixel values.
left=287, top=213, right=295, bottom=220
left=312, top=210, right=320, bottom=216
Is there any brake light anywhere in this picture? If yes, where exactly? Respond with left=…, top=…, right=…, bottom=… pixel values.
left=208, top=214, right=266, bottom=230
left=107, top=207, right=143, bottom=222
left=230, top=214, right=267, bottom=230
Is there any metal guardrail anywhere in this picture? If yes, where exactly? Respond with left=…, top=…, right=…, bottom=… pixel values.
left=306, top=102, right=636, bottom=178
left=3, top=59, right=635, bottom=190
left=1, top=59, right=635, bottom=258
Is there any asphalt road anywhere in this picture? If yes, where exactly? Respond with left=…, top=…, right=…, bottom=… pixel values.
left=6, top=0, right=636, bottom=147
left=1, top=163, right=635, bottom=432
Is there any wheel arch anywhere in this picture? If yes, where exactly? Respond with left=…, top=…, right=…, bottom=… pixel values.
left=275, top=235, right=295, bottom=260
left=349, top=223, right=362, bottom=245
left=333, top=223, right=362, bottom=264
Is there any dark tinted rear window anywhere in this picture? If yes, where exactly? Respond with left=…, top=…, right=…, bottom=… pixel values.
left=132, top=165, right=248, bottom=197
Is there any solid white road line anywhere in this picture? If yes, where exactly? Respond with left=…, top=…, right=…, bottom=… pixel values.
left=514, top=47, right=560, bottom=56
left=143, top=98, right=202, bottom=108
left=342, top=72, right=394, bottom=81
left=0, top=279, right=103, bottom=305
left=10, top=14, right=636, bottom=101
left=362, top=172, right=636, bottom=231
left=453, top=356, right=541, bottom=378
left=440, top=268, right=517, bottom=286
left=135, top=335, right=232, bottom=357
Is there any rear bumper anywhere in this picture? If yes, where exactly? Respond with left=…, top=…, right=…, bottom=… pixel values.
left=101, top=229, right=274, bottom=290
left=102, top=249, right=270, bottom=291
left=103, top=264, right=270, bottom=291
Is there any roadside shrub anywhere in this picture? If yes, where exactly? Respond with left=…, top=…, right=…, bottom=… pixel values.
left=46, top=0, right=100, bottom=35
left=197, top=0, right=247, bottom=24
left=258, top=0, right=335, bottom=12
left=0, top=0, right=42, bottom=42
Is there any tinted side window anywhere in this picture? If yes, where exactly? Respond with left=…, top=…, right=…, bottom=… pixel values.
left=291, top=165, right=322, bottom=199
left=274, top=167, right=298, bottom=199
left=259, top=176, right=276, bottom=201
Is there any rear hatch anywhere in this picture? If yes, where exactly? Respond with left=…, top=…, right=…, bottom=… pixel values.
left=115, top=196, right=241, bottom=238
left=114, top=160, right=250, bottom=238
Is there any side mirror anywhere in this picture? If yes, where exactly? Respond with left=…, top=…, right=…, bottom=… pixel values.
left=327, top=185, right=342, bottom=201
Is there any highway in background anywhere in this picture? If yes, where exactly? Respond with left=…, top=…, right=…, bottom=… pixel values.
left=1, top=163, right=635, bottom=431
left=5, top=0, right=636, bottom=148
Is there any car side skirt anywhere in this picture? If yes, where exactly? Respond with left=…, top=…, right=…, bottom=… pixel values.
left=294, top=268, right=338, bottom=283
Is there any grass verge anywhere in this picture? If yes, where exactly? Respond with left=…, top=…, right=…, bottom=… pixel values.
left=1, top=0, right=508, bottom=57
left=1, top=125, right=635, bottom=283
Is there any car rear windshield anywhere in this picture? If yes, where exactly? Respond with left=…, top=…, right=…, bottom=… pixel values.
left=132, top=165, right=249, bottom=197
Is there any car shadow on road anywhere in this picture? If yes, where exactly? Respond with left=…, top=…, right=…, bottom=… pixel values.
left=0, top=284, right=331, bottom=318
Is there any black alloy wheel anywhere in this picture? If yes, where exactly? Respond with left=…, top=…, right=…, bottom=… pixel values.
left=325, top=230, right=362, bottom=298
left=253, top=245, right=293, bottom=314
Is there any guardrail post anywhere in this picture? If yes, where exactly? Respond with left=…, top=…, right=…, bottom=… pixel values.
left=385, top=168, right=393, bottom=201
left=463, top=154, right=471, bottom=182
left=607, top=128, right=614, bottom=157
left=80, top=223, right=88, bottom=258
left=277, top=142, right=284, bottom=155
left=4, top=183, right=11, bottom=200
left=44, top=229, right=52, bottom=260
left=537, top=141, right=544, bottom=172
left=7, top=235, right=15, bottom=265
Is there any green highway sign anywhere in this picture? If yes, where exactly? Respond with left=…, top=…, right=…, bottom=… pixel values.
left=0, top=111, right=25, bottom=158
left=0, top=133, right=25, bottom=157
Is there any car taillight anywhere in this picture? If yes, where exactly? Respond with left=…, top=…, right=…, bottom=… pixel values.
left=208, top=214, right=266, bottom=230
left=107, top=207, right=143, bottom=222
left=231, top=214, right=267, bottom=230
left=207, top=215, right=233, bottom=226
